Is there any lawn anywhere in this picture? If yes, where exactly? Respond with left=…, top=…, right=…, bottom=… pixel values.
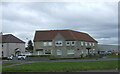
left=2, top=60, right=119, bottom=72
left=105, top=54, right=118, bottom=58
left=2, top=63, right=19, bottom=67
left=50, top=56, right=100, bottom=60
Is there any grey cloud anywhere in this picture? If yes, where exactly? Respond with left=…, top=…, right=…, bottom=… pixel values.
left=2, top=2, right=118, bottom=45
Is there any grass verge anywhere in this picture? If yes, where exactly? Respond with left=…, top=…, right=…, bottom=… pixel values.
left=105, top=54, right=118, bottom=58
left=2, top=63, right=19, bottom=67
left=2, top=60, right=119, bottom=72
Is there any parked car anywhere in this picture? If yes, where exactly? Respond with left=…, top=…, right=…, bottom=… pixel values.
left=7, top=55, right=13, bottom=60
left=20, top=52, right=32, bottom=56
left=17, top=55, right=26, bottom=60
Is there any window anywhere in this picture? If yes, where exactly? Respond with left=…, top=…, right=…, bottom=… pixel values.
left=85, top=42, right=87, bottom=46
left=55, top=41, right=63, bottom=46
left=81, top=42, right=84, bottom=46
left=57, top=49, right=62, bottom=55
left=89, top=42, right=91, bottom=46
left=81, top=51, right=83, bottom=54
left=48, top=42, right=52, bottom=46
left=93, top=49, right=95, bottom=53
left=71, top=41, right=76, bottom=46
left=45, top=50, right=51, bottom=54
left=43, top=42, right=47, bottom=46
left=93, top=43, right=95, bottom=46
left=67, top=49, right=74, bottom=54
left=86, top=50, right=88, bottom=54
left=66, top=41, right=70, bottom=46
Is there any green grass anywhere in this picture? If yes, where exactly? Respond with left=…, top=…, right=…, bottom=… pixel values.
left=2, top=60, right=119, bottom=72
left=2, top=63, right=18, bottom=66
left=105, top=54, right=118, bottom=58
left=50, top=56, right=100, bottom=60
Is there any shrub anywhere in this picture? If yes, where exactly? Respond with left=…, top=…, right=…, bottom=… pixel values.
left=27, top=55, right=54, bottom=57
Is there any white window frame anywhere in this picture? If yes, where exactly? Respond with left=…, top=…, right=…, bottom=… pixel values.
left=44, top=50, right=52, bottom=54
left=66, top=41, right=70, bottom=46
left=55, top=41, right=63, bottom=46
left=48, top=42, right=52, bottom=46
left=81, top=50, right=84, bottom=54
left=67, top=49, right=75, bottom=54
left=89, top=42, right=91, bottom=46
left=81, top=41, right=84, bottom=46
left=85, top=42, right=88, bottom=46
left=43, top=42, right=47, bottom=46
left=93, top=49, right=95, bottom=53
left=71, top=41, right=76, bottom=46
left=93, top=43, right=95, bottom=46
left=57, top=49, right=62, bottom=55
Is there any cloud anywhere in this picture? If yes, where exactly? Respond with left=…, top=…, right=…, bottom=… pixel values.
left=2, top=2, right=118, bottom=45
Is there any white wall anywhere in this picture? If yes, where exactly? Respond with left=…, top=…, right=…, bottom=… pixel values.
left=2, top=43, right=25, bottom=57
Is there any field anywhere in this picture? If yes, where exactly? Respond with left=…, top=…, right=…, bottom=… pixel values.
left=2, top=60, right=119, bottom=72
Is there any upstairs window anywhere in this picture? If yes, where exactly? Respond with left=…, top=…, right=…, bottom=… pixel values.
left=93, top=43, right=95, bottom=46
left=66, top=41, right=70, bottom=46
left=43, top=42, right=52, bottom=46
left=89, top=42, right=91, bottom=46
left=81, top=41, right=84, bottom=46
left=43, top=42, right=47, bottom=46
left=71, top=41, right=76, bottom=46
left=55, top=41, right=63, bottom=46
left=85, top=42, right=88, bottom=46
left=48, top=42, right=52, bottom=46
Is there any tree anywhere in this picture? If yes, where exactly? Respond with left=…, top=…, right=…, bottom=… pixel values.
left=27, top=40, right=33, bottom=52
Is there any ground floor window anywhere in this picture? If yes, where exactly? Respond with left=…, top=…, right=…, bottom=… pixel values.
left=67, top=49, right=74, bottom=54
left=57, top=49, right=62, bottom=55
left=44, top=50, right=52, bottom=54
left=2, top=51, right=3, bottom=57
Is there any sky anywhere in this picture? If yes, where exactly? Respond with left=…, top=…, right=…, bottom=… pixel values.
left=1, top=2, right=118, bottom=45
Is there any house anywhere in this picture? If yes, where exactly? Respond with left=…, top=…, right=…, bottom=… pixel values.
left=2, top=34, right=25, bottom=57
left=34, top=30, right=98, bottom=58
left=98, top=44, right=118, bottom=54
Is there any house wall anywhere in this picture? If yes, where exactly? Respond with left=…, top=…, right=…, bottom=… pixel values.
left=34, top=34, right=98, bottom=58
left=2, top=43, right=25, bottom=57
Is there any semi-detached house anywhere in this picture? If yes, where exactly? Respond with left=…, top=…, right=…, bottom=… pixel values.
left=2, top=34, right=25, bottom=57
left=34, top=30, right=98, bottom=58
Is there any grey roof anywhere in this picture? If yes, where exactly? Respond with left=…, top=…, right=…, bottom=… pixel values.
left=2, top=34, right=25, bottom=43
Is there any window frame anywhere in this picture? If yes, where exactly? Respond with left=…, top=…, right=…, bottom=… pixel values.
left=57, top=49, right=62, bottom=55
left=71, top=41, right=76, bottom=46
left=55, top=41, right=63, bottom=46
left=66, top=41, right=70, bottom=46
left=81, top=41, right=84, bottom=46
left=67, top=49, right=75, bottom=54
left=43, top=42, right=47, bottom=46
left=44, top=49, right=52, bottom=54
left=48, top=42, right=52, bottom=46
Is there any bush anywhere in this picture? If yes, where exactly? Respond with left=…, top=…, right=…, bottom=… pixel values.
left=27, top=55, right=54, bottom=57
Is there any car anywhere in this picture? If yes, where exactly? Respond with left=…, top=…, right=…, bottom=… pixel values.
left=7, top=55, right=13, bottom=60
left=17, top=55, right=26, bottom=60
